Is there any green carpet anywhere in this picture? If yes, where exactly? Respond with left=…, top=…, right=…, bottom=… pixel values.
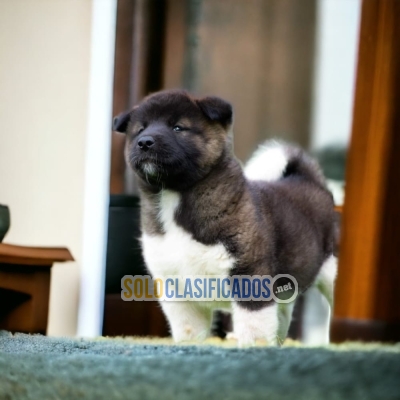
left=0, top=331, right=399, bottom=400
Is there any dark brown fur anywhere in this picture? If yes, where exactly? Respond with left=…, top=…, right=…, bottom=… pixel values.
left=114, top=90, right=336, bottom=311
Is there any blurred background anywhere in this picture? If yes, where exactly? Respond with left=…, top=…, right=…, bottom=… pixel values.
left=105, top=0, right=359, bottom=338
left=111, top=0, right=358, bottom=195
left=0, top=0, right=361, bottom=338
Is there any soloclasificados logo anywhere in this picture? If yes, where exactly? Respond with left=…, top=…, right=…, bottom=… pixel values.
left=121, top=275, right=298, bottom=304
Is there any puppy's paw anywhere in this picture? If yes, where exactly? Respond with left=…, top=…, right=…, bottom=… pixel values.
left=226, top=331, right=273, bottom=347
left=234, top=332, right=259, bottom=348
left=231, top=303, right=279, bottom=347
left=173, top=325, right=210, bottom=343
left=225, top=332, right=237, bottom=341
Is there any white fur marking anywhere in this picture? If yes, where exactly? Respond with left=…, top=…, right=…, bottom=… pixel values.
left=141, top=190, right=235, bottom=341
left=277, top=301, right=295, bottom=344
left=244, top=141, right=288, bottom=182
left=142, top=163, right=157, bottom=176
left=143, top=190, right=235, bottom=278
left=316, top=255, right=338, bottom=298
left=159, top=302, right=212, bottom=342
left=231, top=302, right=279, bottom=347
left=302, top=255, right=338, bottom=346
left=157, top=190, right=179, bottom=231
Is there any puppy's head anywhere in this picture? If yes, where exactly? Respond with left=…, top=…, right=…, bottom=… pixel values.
left=114, top=90, right=233, bottom=190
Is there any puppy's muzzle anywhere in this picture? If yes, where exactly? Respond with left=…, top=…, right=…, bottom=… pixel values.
left=138, top=136, right=155, bottom=152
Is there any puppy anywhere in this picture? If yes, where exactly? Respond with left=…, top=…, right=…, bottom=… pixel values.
left=114, top=90, right=337, bottom=346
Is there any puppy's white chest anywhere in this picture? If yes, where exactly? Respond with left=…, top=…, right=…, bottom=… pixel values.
left=141, top=190, right=234, bottom=277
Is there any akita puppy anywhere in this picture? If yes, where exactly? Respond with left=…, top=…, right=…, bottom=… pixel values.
left=114, top=90, right=337, bottom=346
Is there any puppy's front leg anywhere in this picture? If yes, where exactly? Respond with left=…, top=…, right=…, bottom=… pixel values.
left=161, top=302, right=212, bottom=342
left=231, top=302, right=279, bottom=347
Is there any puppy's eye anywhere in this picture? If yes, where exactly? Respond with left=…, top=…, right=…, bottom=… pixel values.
left=137, top=127, right=144, bottom=134
left=173, top=125, right=184, bottom=132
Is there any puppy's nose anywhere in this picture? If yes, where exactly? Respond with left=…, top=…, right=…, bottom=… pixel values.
left=138, top=136, right=155, bottom=151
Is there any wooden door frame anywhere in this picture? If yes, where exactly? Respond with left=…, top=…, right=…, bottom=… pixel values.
left=332, top=0, right=400, bottom=342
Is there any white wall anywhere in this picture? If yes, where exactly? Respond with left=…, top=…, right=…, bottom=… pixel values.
left=311, top=0, right=361, bottom=150
left=0, top=0, right=93, bottom=336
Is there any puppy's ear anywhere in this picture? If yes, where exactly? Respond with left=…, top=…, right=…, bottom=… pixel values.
left=113, top=110, right=131, bottom=133
left=196, top=96, right=233, bottom=127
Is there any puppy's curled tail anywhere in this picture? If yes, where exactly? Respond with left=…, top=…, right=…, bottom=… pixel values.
left=244, top=140, right=326, bottom=187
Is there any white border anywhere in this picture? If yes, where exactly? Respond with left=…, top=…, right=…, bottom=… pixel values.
left=77, top=0, right=117, bottom=337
